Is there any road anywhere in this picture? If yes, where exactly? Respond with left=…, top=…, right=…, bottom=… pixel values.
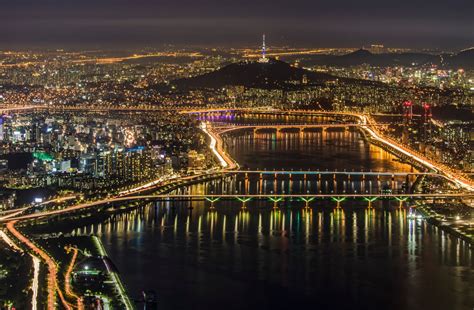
left=213, top=123, right=389, bottom=134
left=6, top=221, right=72, bottom=309
left=1, top=106, right=472, bottom=309
left=3, top=193, right=472, bottom=222
left=359, top=115, right=474, bottom=192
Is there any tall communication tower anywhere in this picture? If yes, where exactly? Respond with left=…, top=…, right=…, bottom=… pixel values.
left=259, top=34, right=269, bottom=63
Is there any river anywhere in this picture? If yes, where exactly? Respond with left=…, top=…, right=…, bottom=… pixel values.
left=74, top=124, right=473, bottom=309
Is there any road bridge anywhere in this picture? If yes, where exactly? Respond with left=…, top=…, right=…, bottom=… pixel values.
left=5, top=192, right=472, bottom=222
left=213, top=123, right=390, bottom=134
left=224, top=170, right=440, bottom=177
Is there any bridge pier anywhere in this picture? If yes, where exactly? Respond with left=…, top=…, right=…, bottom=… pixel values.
left=332, top=197, right=346, bottom=209
left=395, top=197, right=408, bottom=209
left=273, top=201, right=279, bottom=210
left=364, top=197, right=377, bottom=209
left=304, top=201, right=310, bottom=210
left=300, top=197, right=314, bottom=210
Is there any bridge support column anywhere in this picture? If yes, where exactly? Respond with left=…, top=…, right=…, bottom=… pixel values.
left=332, top=197, right=346, bottom=209
left=395, top=197, right=408, bottom=209
left=273, top=201, right=279, bottom=210
left=300, top=197, right=314, bottom=210
left=363, top=197, right=377, bottom=209
left=305, top=201, right=310, bottom=210
left=205, top=197, right=220, bottom=211
left=269, top=197, right=283, bottom=210
left=236, top=197, right=251, bottom=211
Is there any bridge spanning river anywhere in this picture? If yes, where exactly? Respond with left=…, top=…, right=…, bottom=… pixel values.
left=2, top=107, right=472, bottom=310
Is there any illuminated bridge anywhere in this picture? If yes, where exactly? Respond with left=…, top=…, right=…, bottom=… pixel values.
left=227, top=170, right=436, bottom=176
left=5, top=192, right=473, bottom=222
left=213, top=123, right=389, bottom=134
left=189, top=170, right=455, bottom=188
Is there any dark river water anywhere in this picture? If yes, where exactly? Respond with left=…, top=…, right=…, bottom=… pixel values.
left=75, top=128, right=473, bottom=309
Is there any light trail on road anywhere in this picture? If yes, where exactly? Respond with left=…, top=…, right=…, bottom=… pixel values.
left=201, top=122, right=238, bottom=169
left=6, top=221, right=72, bottom=310
left=0, top=229, right=39, bottom=309
left=64, top=247, right=84, bottom=309
left=31, top=255, right=40, bottom=310
left=1, top=106, right=472, bottom=308
left=0, top=230, right=23, bottom=252
left=359, top=115, right=474, bottom=192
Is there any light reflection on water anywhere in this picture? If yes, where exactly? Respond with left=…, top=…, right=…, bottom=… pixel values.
left=72, top=201, right=473, bottom=310
left=70, top=126, right=473, bottom=309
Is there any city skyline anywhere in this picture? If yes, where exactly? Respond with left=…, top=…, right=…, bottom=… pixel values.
left=0, top=2, right=473, bottom=309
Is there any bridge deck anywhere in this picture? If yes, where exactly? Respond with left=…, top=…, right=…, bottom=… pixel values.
left=225, top=170, right=438, bottom=176
left=5, top=192, right=471, bottom=222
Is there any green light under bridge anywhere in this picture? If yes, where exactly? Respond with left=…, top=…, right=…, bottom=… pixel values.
left=394, top=197, right=409, bottom=202
left=363, top=197, right=378, bottom=202
left=331, top=197, right=347, bottom=203
left=205, top=197, right=220, bottom=203
left=268, top=197, right=283, bottom=203
left=299, top=197, right=315, bottom=203
left=236, top=197, right=252, bottom=203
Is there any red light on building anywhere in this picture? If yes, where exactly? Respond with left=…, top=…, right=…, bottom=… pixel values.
left=403, top=101, right=413, bottom=122
left=423, top=103, right=432, bottom=114
left=422, top=102, right=432, bottom=123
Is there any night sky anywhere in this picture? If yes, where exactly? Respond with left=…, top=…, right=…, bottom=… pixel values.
left=1, top=0, right=473, bottom=49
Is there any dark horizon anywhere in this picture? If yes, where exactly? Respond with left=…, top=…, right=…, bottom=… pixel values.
left=1, top=0, right=473, bottom=50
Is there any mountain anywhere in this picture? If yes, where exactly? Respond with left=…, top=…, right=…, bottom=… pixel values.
left=300, top=48, right=474, bottom=69
left=162, top=58, right=375, bottom=91
left=444, top=48, right=474, bottom=69
left=302, top=49, right=441, bottom=67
